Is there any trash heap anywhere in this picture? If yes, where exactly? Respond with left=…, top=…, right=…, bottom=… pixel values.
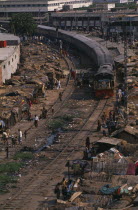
left=115, top=55, right=138, bottom=126
left=0, top=41, right=66, bottom=130
left=0, top=88, right=30, bottom=129
left=53, top=136, right=138, bottom=209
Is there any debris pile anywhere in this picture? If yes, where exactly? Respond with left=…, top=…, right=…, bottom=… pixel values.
left=0, top=41, right=67, bottom=130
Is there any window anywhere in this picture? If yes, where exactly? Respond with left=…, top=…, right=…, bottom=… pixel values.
left=12, top=58, right=14, bottom=62
left=15, top=55, right=16, bottom=59
left=8, top=61, right=10, bottom=65
left=3, top=65, right=5, bottom=69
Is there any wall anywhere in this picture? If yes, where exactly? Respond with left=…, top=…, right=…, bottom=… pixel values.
left=0, top=45, right=20, bottom=84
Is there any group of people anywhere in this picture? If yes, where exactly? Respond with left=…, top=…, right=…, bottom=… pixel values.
left=97, top=110, right=117, bottom=136
left=2, top=129, right=26, bottom=147
left=54, top=178, right=74, bottom=200
left=83, top=109, right=119, bottom=160
left=1, top=105, right=56, bottom=153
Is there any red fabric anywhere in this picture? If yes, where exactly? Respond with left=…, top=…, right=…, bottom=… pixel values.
left=71, top=71, right=76, bottom=79
left=135, top=161, right=138, bottom=167
left=126, top=163, right=135, bottom=175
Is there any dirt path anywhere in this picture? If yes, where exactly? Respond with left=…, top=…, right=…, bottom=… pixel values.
left=0, top=42, right=115, bottom=210
left=1, top=83, right=111, bottom=209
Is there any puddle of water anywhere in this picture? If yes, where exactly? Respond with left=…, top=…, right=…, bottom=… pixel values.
left=35, top=129, right=62, bottom=153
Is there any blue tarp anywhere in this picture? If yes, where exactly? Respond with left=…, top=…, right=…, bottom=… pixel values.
left=100, top=184, right=120, bottom=195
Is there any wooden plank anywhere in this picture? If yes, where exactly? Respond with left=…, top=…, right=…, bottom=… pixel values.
left=69, top=192, right=82, bottom=202
left=57, top=199, right=67, bottom=204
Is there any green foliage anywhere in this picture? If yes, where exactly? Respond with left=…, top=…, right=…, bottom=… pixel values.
left=0, top=175, right=17, bottom=184
left=13, top=152, right=34, bottom=160
left=115, top=2, right=137, bottom=9
left=61, top=114, right=74, bottom=122
left=48, top=114, right=73, bottom=130
left=0, top=174, right=18, bottom=194
left=10, top=13, right=37, bottom=35
left=48, top=119, right=64, bottom=130
left=0, top=162, right=23, bottom=174
left=38, top=155, right=48, bottom=161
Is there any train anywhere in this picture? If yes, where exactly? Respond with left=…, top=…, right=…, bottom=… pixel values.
left=37, top=25, right=114, bottom=98
left=94, top=64, right=114, bottom=98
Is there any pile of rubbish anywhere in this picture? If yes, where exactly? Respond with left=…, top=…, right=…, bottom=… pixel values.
left=0, top=41, right=66, bottom=131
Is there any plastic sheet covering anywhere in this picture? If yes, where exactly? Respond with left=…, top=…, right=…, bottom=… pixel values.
left=0, top=120, right=5, bottom=127
left=100, top=184, right=120, bottom=195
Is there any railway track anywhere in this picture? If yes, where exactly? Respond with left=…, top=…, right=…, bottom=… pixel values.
left=7, top=53, right=75, bottom=157
left=2, top=97, right=108, bottom=210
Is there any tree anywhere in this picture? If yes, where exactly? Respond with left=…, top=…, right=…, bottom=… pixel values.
left=10, top=13, right=37, bottom=36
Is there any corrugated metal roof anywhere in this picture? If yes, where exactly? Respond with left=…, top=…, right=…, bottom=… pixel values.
left=111, top=126, right=138, bottom=137
left=97, top=137, right=122, bottom=145
left=0, top=33, right=20, bottom=42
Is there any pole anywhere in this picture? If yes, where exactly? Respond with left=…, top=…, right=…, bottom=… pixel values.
left=6, top=140, right=9, bottom=159
left=68, top=165, right=70, bottom=180
left=124, top=26, right=128, bottom=125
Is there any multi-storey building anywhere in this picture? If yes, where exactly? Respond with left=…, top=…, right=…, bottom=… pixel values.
left=0, top=33, right=20, bottom=85
left=0, top=0, right=92, bottom=23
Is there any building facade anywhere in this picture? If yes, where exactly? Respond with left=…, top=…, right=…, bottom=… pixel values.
left=0, top=33, right=20, bottom=85
left=49, top=10, right=138, bottom=39
left=93, top=0, right=134, bottom=3
left=0, top=0, right=92, bottom=23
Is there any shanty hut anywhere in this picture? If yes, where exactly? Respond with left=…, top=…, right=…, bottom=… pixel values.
left=111, top=126, right=138, bottom=144
left=95, top=137, right=122, bottom=153
left=0, top=94, right=29, bottom=130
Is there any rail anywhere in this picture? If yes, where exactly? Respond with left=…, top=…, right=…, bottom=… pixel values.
left=2, top=98, right=108, bottom=209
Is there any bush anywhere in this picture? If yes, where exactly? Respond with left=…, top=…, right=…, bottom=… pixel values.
left=13, top=152, right=34, bottom=160
left=48, top=119, right=64, bottom=130
left=0, top=162, right=23, bottom=173
left=48, top=114, right=73, bottom=130
left=0, top=175, right=17, bottom=194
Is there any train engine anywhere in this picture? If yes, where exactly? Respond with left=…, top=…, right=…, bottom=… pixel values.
left=94, top=64, right=114, bottom=98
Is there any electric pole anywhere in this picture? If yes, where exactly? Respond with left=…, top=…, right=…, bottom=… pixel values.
left=124, top=25, right=128, bottom=125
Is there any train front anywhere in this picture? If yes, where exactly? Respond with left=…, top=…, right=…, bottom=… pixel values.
left=94, top=64, right=114, bottom=99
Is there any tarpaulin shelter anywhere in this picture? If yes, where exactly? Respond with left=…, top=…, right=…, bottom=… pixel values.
left=0, top=95, right=29, bottom=130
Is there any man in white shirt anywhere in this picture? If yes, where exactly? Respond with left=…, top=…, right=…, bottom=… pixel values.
left=34, top=115, right=39, bottom=127
left=57, top=80, right=61, bottom=89
left=18, top=129, right=22, bottom=144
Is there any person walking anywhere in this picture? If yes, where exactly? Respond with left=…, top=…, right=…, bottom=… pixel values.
left=57, top=80, right=61, bottom=89
left=54, top=183, right=61, bottom=199
left=109, top=110, right=113, bottom=121
left=18, top=129, right=22, bottom=144
left=42, top=107, right=47, bottom=119
left=52, top=107, right=54, bottom=115
left=101, top=112, right=106, bottom=125
left=97, top=120, right=101, bottom=131
left=59, top=40, right=63, bottom=53
left=2, top=131, right=8, bottom=145
left=34, top=115, right=39, bottom=128
left=103, top=130, right=107, bottom=137
left=59, top=92, right=63, bottom=101
left=85, top=137, right=90, bottom=150
left=11, top=135, right=16, bottom=147
left=24, top=130, right=27, bottom=140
